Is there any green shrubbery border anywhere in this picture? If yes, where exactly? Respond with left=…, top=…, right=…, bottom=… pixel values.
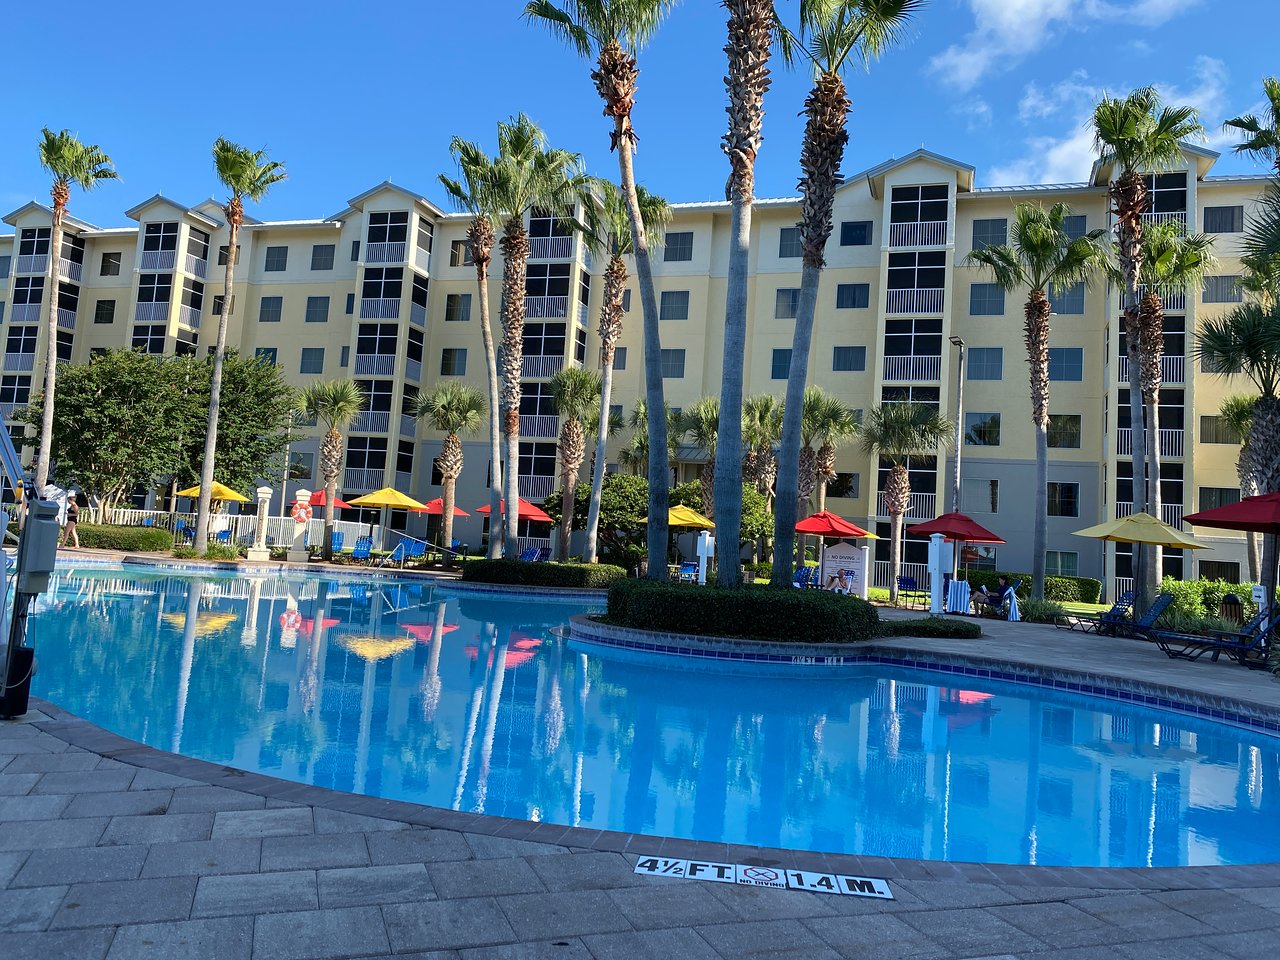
left=876, top=616, right=982, bottom=639
left=76, top=524, right=174, bottom=552
left=461, top=558, right=627, bottom=589
left=963, top=570, right=1102, bottom=604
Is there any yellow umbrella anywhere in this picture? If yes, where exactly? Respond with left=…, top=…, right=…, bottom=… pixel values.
left=175, top=482, right=250, bottom=503
left=1072, top=512, right=1211, bottom=550
left=667, top=505, right=715, bottom=530
left=348, top=487, right=428, bottom=550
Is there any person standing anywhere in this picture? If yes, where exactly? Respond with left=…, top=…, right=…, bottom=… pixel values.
left=61, top=492, right=79, bottom=548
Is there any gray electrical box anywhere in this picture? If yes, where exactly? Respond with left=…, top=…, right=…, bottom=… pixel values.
left=16, top=501, right=59, bottom=595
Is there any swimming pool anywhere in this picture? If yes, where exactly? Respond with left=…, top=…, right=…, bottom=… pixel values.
left=29, top=564, right=1280, bottom=868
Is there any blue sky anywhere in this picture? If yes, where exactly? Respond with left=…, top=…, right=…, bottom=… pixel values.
left=1, top=0, right=1274, bottom=227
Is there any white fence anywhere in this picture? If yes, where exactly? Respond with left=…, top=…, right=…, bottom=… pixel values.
left=529, top=236, right=572, bottom=259
left=875, top=491, right=936, bottom=520
left=882, top=355, right=942, bottom=382
left=522, top=355, right=564, bottom=378
left=885, top=288, right=945, bottom=315
left=1115, top=355, right=1184, bottom=383
left=359, top=298, right=401, bottom=319
left=524, top=296, right=568, bottom=318
left=872, top=561, right=931, bottom=591
left=1117, top=428, right=1184, bottom=458
left=103, top=508, right=369, bottom=547
left=1115, top=502, right=1185, bottom=526
left=888, top=221, right=947, bottom=248
left=365, top=242, right=407, bottom=264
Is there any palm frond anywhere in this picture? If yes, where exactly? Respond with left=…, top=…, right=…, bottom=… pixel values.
left=549, top=367, right=603, bottom=419
left=1196, top=301, right=1280, bottom=398
left=39, top=128, right=118, bottom=190
left=416, top=383, right=486, bottom=435
left=212, top=138, right=287, bottom=204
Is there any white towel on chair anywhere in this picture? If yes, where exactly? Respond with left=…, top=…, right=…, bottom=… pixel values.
left=1008, top=592, right=1021, bottom=622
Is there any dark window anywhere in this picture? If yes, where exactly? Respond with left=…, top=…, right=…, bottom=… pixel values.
left=212, top=296, right=225, bottom=316
left=774, top=288, right=800, bottom=319
left=397, top=440, right=414, bottom=475
left=264, top=246, right=288, bottom=271
left=778, top=227, right=803, bottom=258
left=524, top=322, right=567, bottom=357
left=441, top=348, right=467, bottom=376
left=346, top=436, right=388, bottom=470
left=416, top=219, right=434, bottom=253
left=664, top=231, right=693, bottom=261
left=305, top=296, right=329, bottom=323
left=311, top=244, right=335, bottom=270
left=411, top=273, right=430, bottom=309
left=0, top=376, right=32, bottom=405
left=345, top=293, right=355, bottom=314
left=1142, top=171, right=1187, bottom=213
left=217, top=245, right=239, bottom=266
left=519, top=441, right=558, bottom=477
left=1063, top=215, right=1087, bottom=240
left=131, top=324, right=166, bottom=354
left=659, top=291, right=690, bottom=321
left=449, top=239, right=473, bottom=267
left=445, top=293, right=471, bottom=322
left=526, top=262, right=571, bottom=298
left=971, top=218, right=1006, bottom=251
left=356, top=322, right=398, bottom=356
left=100, top=252, right=122, bottom=276
left=368, top=211, right=409, bottom=244
left=836, top=283, right=869, bottom=309
left=13, top=277, right=43, bottom=305
left=1200, top=415, right=1239, bottom=444
left=6, top=326, right=37, bottom=354
left=1050, top=281, right=1085, bottom=314
left=1199, top=487, right=1241, bottom=511
left=255, top=347, right=278, bottom=365
left=887, top=250, right=945, bottom=289
left=1047, top=414, right=1082, bottom=448
left=771, top=348, right=791, bottom=379
left=890, top=184, right=948, bottom=224
left=181, top=278, right=203, bottom=311
left=362, top=266, right=403, bottom=300
left=1048, top=347, right=1083, bottom=381
left=0, top=255, right=9, bottom=279
left=883, top=317, right=943, bottom=358
left=1203, top=275, right=1243, bottom=303
left=614, top=346, right=627, bottom=370
left=300, top=347, right=324, bottom=374
left=137, top=273, right=172, bottom=304
left=965, top=413, right=1000, bottom=446
left=142, top=222, right=178, bottom=252
left=1199, top=560, right=1240, bottom=581
left=1204, top=206, right=1244, bottom=234
left=351, top=240, right=361, bottom=261
left=407, top=327, right=424, bottom=364
left=967, top=347, right=1002, bottom=380
left=575, top=328, right=587, bottom=364
left=832, top=346, right=866, bottom=372
left=522, top=381, right=557, bottom=417
left=340, top=345, right=350, bottom=367
left=93, top=299, right=115, bottom=324
left=18, top=228, right=51, bottom=256
left=356, top=378, right=394, bottom=412
left=969, top=283, right=1004, bottom=316
left=660, top=349, right=686, bottom=378
left=839, top=221, right=872, bottom=246
left=1047, top=481, right=1079, bottom=517
left=258, top=296, right=283, bottom=323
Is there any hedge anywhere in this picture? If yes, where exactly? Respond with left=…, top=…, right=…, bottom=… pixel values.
left=1159, top=576, right=1274, bottom=621
left=606, top=578, right=879, bottom=643
left=877, top=616, right=982, bottom=639
left=76, top=524, right=174, bottom=552
left=461, top=558, right=627, bottom=589
left=963, top=569, right=1102, bottom=604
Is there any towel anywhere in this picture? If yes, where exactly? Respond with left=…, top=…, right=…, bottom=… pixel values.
left=1008, top=591, right=1021, bottom=622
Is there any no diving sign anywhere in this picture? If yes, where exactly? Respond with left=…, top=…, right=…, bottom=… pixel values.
left=633, top=857, right=892, bottom=899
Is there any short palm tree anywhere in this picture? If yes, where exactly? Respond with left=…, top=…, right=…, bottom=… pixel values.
left=771, top=0, right=923, bottom=587
left=742, top=394, right=783, bottom=506
left=859, top=403, right=951, bottom=605
left=680, top=397, right=721, bottom=520
left=548, top=367, right=602, bottom=559
left=34, top=129, right=117, bottom=495
left=301, top=380, right=367, bottom=560
left=417, top=383, right=486, bottom=558
left=966, top=202, right=1107, bottom=600
left=620, top=399, right=680, bottom=474
left=1218, top=394, right=1261, bottom=582
left=810, top=390, right=860, bottom=513
left=523, top=0, right=680, bottom=580
left=195, top=139, right=287, bottom=552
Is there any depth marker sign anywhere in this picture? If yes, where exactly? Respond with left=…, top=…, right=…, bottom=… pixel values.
left=633, top=857, right=892, bottom=899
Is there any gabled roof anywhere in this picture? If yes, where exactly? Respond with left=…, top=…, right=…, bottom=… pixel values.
left=847, top=148, right=977, bottom=198
left=2, top=201, right=98, bottom=232
left=329, top=180, right=446, bottom=222
left=123, top=194, right=221, bottom=229
left=1089, top=141, right=1219, bottom=185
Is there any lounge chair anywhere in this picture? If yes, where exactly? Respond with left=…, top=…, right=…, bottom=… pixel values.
left=404, top=539, right=427, bottom=564
left=350, top=536, right=373, bottom=564
left=214, top=530, right=232, bottom=545
left=897, top=576, right=929, bottom=609
left=1153, top=611, right=1275, bottom=668
left=517, top=547, right=538, bottom=562
left=793, top=566, right=814, bottom=589
left=974, top=578, right=1022, bottom=619
left=535, top=547, right=552, bottom=562
left=678, top=561, right=698, bottom=583
left=1116, top=593, right=1175, bottom=640
left=1056, top=591, right=1135, bottom=634
left=330, top=532, right=344, bottom=554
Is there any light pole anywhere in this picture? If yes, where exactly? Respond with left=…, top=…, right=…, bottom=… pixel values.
left=949, top=336, right=965, bottom=514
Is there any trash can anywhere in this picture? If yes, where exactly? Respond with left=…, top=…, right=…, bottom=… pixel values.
left=1220, top=593, right=1243, bottom=626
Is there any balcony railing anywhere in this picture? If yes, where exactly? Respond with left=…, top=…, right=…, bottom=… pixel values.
left=56, top=308, right=76, bottom=331
left=353, top=353, right=395, bottom=376
left=1141, top=211, right=1187, bottom=230
left=400, top=414, right=417, bottom=438
left=525, top=296, right=568, bottom=318
left=0, top=402, right=22, bottom=420
left=1116, top=355, right=1184, bottom=383
left=522, top=355, right=565, bottom=379
left=134, top=301, right=169, bottom=322
left=873, top=561, right=931, bottom=591
left=178, top=305, right=202, bottom=329
left=185, top=254, right=208, bottom=279
left=875, top=491, right=936, bottom=520
left=359, top=297, right=401, bottom=319
left=1126, top=284, right=1186, bottom=311
left=410, top=303, right=427, bottom=328
left=520, top=414, right=559, bottom=439
left=3, top=353, right=35, bottom=372
left=888, top=220, right=947, bottom=248
left=16, top=254, right=48, bottom=274
left=140, top=250, right=176, bottom=271
left=886, top=288, right=945, bottom=315
left=58, top=258, right=82, bottom=283
left=529, top=236, right=572, bottom=259
left=1115, top=502, right=1184, bottom=526
left=405, top=358, right=421, bottom=382
left=882, top=354, right=942, bottom=382
left=1114, top=577, right=1135, bottom=600
left=1117, top=427, right=1184, bottom=458
left=518, top=475, right=556, bottom=501
left=10, top=303, right=40, bottom=323
left=365, top=242, right=406, bottom=264
left=344, top=468, right=385, bottom=491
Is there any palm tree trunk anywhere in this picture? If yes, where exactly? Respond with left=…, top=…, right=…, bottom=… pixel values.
left=34, top=187, right=67, bottom=497
left=559, top=475, right=579, bottom=561
left=470, top=220, right=504, bottom=559
left=1140, top=296, right=1165, bottom=601
left=1026, top=290, right=1051, bottom=601
left=442, top=474, right=457, bottom=560
left=888, top=511, right=903, bottom=605
left=498, top=221, right=528, bottom=558
left=774, top=267, right=820, bottom=586
left=1249, top=397, right=1280, bottom=646
left=584, top=256, right=627, bottom=564
left=196, top=208, right=240, bottom=551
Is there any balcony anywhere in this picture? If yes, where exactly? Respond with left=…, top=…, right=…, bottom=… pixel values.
left=56, top=308, right=76, bottom=331
left=3, top=353, right=35, bottom=373
left=140, top=250, right=176, bottom=271
left=518, top=475, right=556, bottom=501
left=520, top=414, right=559, bottom=439
left=882, top=354, right=942, bottom=382
left=1115, top=501, right=1184, bottom=526
left=1141, top=211, right=1187, bottom=231
left=405, top=358, right=421, bottom=382
left=525, top=296, right=568, bottom=318
left=179, top=305, right=202, bottom=329
left=16, top=254, right=48, bottom=274
left=365, top=242, right=406, bottom=264
left=359, top=297, right=400, bottom=319
left=58, top=258, right=82, bottom=283
left=185, top=254, right=208, bottom=279
left=1125, top=284, right=1186, bottom=311
left=1116, top=355, right=1184, bottom=383
left=886, top=288, right=944, bottom=315
left=400, top=414, right=417, bottom=438
left=135, top=301, right=169, bottom=322
left=1117, top=427, right=1184, bottom=458
left=10, top=304, right=40, bottom=323
left=875, top=491, right=937, bottom=520
left=353, top=353, right=395, bottom=376
left=410, top=303, right=427, bottom=328
left=888, top=221, right=947, bottom=248
left=529, top=236, right=572, bottom=259
left=343, top=467, right=385, bottom=490
left=522, top=355, right=564, bottom=379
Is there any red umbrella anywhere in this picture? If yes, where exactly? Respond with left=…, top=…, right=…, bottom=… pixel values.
left=1185, top=493, right=1280, bottom=622
left=474, top=498, right=553, bottom=523
left=795, top=511, right=873, bottom=538
left=309, top=491, right=352, bottom=509
left=413, top=498, right=470, bottom=517
left=909, top=512, right=1006, bottom=544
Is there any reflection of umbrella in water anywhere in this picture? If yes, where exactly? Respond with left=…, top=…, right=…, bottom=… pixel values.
left=404, top=622, right=460, bottom=642
left=160, top=610, right=240, bottom=637
left=337, top=634, right=414, bottom=662
left=300, top=617, right=340, bottom=637
left=466, top=630, right=543, bottom=669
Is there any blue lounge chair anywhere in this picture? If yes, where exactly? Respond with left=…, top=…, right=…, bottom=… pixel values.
left=518, top=547, right=538, bottom=562
left=350, top=536, right=373, bottom=564
left=405, top=540, right=427, bottom=563
left=1117, top=593, right=1175, bottom=640
left=535, top=547, right=552, bottom=562
left=1153, top=611, right=1274, bottom=667
left=897, top=576, right=928, bottom=608
left=678, top=561, right=698, bottom=583
left=975, top=578, right=1022, bottom=618
left=215, top=529, right=232, bottom=545
left=1057, top=591, right=1135, bottom=634
left=793, top=566, right=814, bottom=589
left=142, top=517, right=155, bottom=527
left=330, top=531, right=344, bottom=554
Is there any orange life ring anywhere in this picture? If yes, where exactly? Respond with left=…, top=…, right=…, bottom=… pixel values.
left=291, top=501, right=313, bottom=523
left=279, top=610, right=303, bottom=631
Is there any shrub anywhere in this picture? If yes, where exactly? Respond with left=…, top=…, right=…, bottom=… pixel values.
left=1019, top=599, right=1068, bottom=624
left=462, top=558, right=627, bottom=589
left=877, top=616, right=982, bottom=639
left=600, top=541, right=646, bottom=573
left=744, top=561, right=772, bottom=579
left=1160, top=606, right=1237, bottom=637
left=203, top=544, right=239, bottom=562
left=1159, top=576, right=1264, bottom=621
left=171, top=546, right=200, bottom=559
left=963, top=570, right=1102, bottom=604
left=606, top=579, right=879, bottom=643
left=76, top=524, right=174, bottom=552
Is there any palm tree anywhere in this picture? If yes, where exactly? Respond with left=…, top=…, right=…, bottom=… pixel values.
left=301, top=379, right=367, bottom=560
left=966, top=202, right=1107, bottom=600
left=1225, top=77, right=1280, bottom=175
left=715, top=0, right=775, bottom=587
left=620, top=399, right=680, bottom=475
left=742, top=394, right=783, bottom=506
left=33, top=129, right=117, bottom=496
left=810, top=389, right=860, bottom=513
left=524, top=0, right=680, bottom=580
left=194, top=139, right=287, bottom=552
left=1229, top=80, right=1280, bottom=288
left=1091, top=88, right=1202, bottom=605
left=680, top=397, right=720, bottom=519
left=771, top=0, right=923, bottom=587
left=439, top=139, right=506, bottom=557
left=416, top=383, right=486, bottom=559
left=549, top=367, right=602, bottom=559
left=1218, top=394, right=1261, bottom=582
left=859, top=402, right=951, bottom=605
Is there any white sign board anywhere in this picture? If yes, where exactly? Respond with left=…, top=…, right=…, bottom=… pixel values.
left=633, top=857, right=892, bottom=899
left=820, top=541, right=866, bottom=594
left=1253, top=584, right=1267, bottom=606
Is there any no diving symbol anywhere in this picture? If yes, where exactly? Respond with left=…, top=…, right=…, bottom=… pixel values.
left=742, top=866, right=779, bottom=883
left=735, top=863, right=786, bottom=889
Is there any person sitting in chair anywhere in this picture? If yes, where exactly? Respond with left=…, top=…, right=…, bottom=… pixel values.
left=824, top=569, right=851, bottom=592
left=972, top=575, right=1012, bottom=615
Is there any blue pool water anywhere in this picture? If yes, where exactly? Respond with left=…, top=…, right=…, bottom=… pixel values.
left=28, top=564, right=1280, bottom=867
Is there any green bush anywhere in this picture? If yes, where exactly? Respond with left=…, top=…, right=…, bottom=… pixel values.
left=743, top=561, right=772, bottom=579
left=606, top=578, right=879, bottom=643
left=1019, top=599, right=1068, bottom=624
left=877, top=616, right=982, bottom=639
left=171, top=546, right=200, bottom=559
left=76, top=524, right=174, bottom=552
left=1159, top=576, right=1265, bottom=621
left=1159, top=606, right=1237, bottom=637
left=600, top=541, right=647, bottom=572
left=462, top=558, right=627, bottom=589
left=203, top=544, right=239, bottom=562
left=962, top=570, right=1102, bottom=604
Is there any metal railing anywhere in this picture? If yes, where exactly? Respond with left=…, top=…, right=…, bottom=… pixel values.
left=888, top=221, right=947, bottom=248
left=1114, top=577, right=1134, bottom=600
left=525, top=296, right=568, bottom=318
left=103, top=508, right=368, bottom=549
left=872, top=561, right=931, bottom=591
left=134, top=301, right=169, bottom=322
left=518, top=475, right=556, bottom=500
left=520, top=414, right=559, bottom=439
left=184, top=254, right=208, bottom=279
left=522, top=355, right=564, bottom=378
left=410, top=303, right=427, bottom=328
left=1141, top=211, right=1187, bottom=230
left=516, top=536, right=552, bottom=554
left=886, top=288, right=945, bottom=314
left=0, top=402, right=21, bottom=420
left=353, top=353, right=395, bottom=376
left=1115, top=502, right=1185, bottom=526
left=359, top=297, right=401, bottom=319
left=400, top=414, right=417, bottom=438
left=179, top=305, right=202, bottom=329
left=405, top=358, right=421, bottom=382
left=58, top=258, right=82, bottom=283
left=56, top=308, right=76, bottom=331
left=10, top=304, right=40, bottom=323
left=1117, top=428, right=1184, bottom=458
left=1127, top=284, right=1186, bottom=310
left=529, top=236, right=572, bottom=259
left=875, top=491, right=936, bottom=520
left=882, top=354, right=942, bottom=382
left=343, top=467, right=385, bottom=490
left=351, top=411, right=390, bottom=433
left=3, top=354, right=35, bottom=372
left=140, top=250, right=176, bottom=270
left=365, top=242, right=406, bottom=264
left=16, top=254, right=48, bottom=274
left=1116, top=355, right=1185, bottom=383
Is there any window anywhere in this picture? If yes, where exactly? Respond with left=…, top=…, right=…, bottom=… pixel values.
left=93, top=300, right=115, bottom=325
left=965, top=413, right=1000, bottom=446
left=310, top=244, right=335, bottom=271
left=6, top=327, right=37, bottom=355
left=971, top=218, right=1006, bottom=251
left=445, top=293, right=471, bottom=322
left=621, top=289, right=632, bottom=312
left=1203, top=275, right=1243, bottom=303
left=288, top=451, right=314, bottom=481
left=416, top=219, right=434, bottom=253
left=0, top=376, right=32, bottom=406
left=1142, top=171, right=1187, bottom=213
left=1199, top=560, right=1240, bottom=582
left=407, top=328, right=424, bottom=365
left=840, top=220, right=872, bottom=246
left=350, top=240, right=361, bottom=262
left=521, top=382, right=557, bottom=417
left=526, top=262, right=571, bottom=298
left=883, top=317, right=942, bottom=359
left=774, top=288, right=800, bottom=319
left=1046, top=481, right=1079, bottom=517
left=569, top=328, right=586, bottom=366
left=1045, top=551, right=1079, bottom=577
left=836, top=283, right=869, bottom=309
left=136, top=273, right=171, bottom=304
left=614, top=346, right=627, bottom=370
left=1199, top=487, right=1241, bottom=511
left=100, top=252, right=121, bottom=276
left=578, top=270, right=591, bottom=306
left=412, top=274, right=429, bottom=313
left=217, top=245, right=240, bottom=266
left=833, top=346, right=866, bottom=372
left=660, top=349, right=686, bottom=378
left=300, top=348, right=325, bottom=374
left=300, top=295, right=329, bottom=324
left=362, top=266, right=403, bottom=300
left=346, top=436, right=387, bottom=470
left=18, top=227, right=50, bottom=256
left=969, top=283, right=1004, bottom=316
left=1047, top=347, right=1083, bottom=381
left=771, top=349, right=791, bottom=379
left=255, top=347, right=278, bottom=366
left=449, top=239, right=474, bottom=267
left=1047, top=414, right=1082, bottom=448
left=887, top=250, right=945, bottom=290
left=345, top=293, right=355, bottom=315
left=828, top=473, right=859, bottom=499
left=12, top=278, right=42, bottom=309
left=519, top=441, right=558, bottom=478
left=967, top=347, right=1002, bottom=380
left=961, top=478, right=999, bottom=514
left=340, top=345, right=349, bottom=367
left=143, top=222, right=178, bottom=253
left=1063, top=215, right=1087, bottom=240
left=664, top=231, right=693, bottom=262
left=524, top=322, right=566, bottom=357
left=397, top=440, right=414, bottom=475
left=890, top=184, right=948, bottom=224
left=212, top=296, right=225, bottom=316
left=778, top=227, right=803, bottom=258
left=1204, top=206, right=1244, bottom=234
left=356, top=379, right=394, bottom=413
left=1200, top=415, right=1239, bottom=444
left=368, top=211, right=409, bottom=245
left=258, top=296, right=283, bottom=323
left=356, top=323, right=398, bottom=356
left=441, top=348, right=467, bottom=376
left=131, top=325, right=166, bottom=354
left=180, top=278, right=203, bottom=313
left=659, top=290, right=690, bottom=321
left=0, top=255, right=9, bottom=279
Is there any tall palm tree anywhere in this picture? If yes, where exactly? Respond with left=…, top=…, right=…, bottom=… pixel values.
left=810, top=389, right=860, bottom=513
left=579, top=179, right=670, bottom=563
left=549, top=367, right=602, bottom=559
left=1230, top=80, right=1280, bottom=290
left=417, top=383, right=486, bottom=558
left=33, top=129, right=117, bottom=496
left=1218, top=394, right=1261, bottom=582
left=524, top=0, right=680, bottom=579
left=195, top=139, right=287, bottom=551
left=301, top=379, right=366, bottom=560
left=439, top=139, right=506, bottom=557
left=680, top=397, right=720, bottom=519
left=742, top=394, right=783, bottom=506
left=859, top=402, right=951, bottom=604
left=1225, top=77, right=1280, bottom=176
left=1091, top=88, right=1202, bottom=605
left=966, top=202, right=1107, bottom=599
left=771, top=0, right=923, bottom=587
left=716, top=0, right=775, bottom=586
left=620, top=399, right=680, bottom=475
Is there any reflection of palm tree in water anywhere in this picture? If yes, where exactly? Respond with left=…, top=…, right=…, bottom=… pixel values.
left=474, top=628, right=510, bottom=814
left=571, top=652, right=590, bottom=827
left=172, top=580, right=205, bottom=753
left=542, top=638, right=564, bottom=757
left=452, top=623, right=494, bottom=811
left=300, top=580, right=333, bottom=715
left=420, top=601, right=448, bottom=722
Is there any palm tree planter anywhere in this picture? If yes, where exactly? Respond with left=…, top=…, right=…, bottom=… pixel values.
left=549, top=367, right=602, bottom=559
left=301, top=380, right=367, bottom=560
left=417, top=383, right=486, bottom=561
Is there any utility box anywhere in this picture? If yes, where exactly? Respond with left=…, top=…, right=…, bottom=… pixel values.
left=16, top=501, right=59, bottom=596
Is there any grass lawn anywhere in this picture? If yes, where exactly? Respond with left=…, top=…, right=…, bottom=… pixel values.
left=1062, top=600, right=1109, bottom=614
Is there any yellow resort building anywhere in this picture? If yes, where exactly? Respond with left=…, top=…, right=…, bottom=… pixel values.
left=0, top=144, right=1267, bottom=594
